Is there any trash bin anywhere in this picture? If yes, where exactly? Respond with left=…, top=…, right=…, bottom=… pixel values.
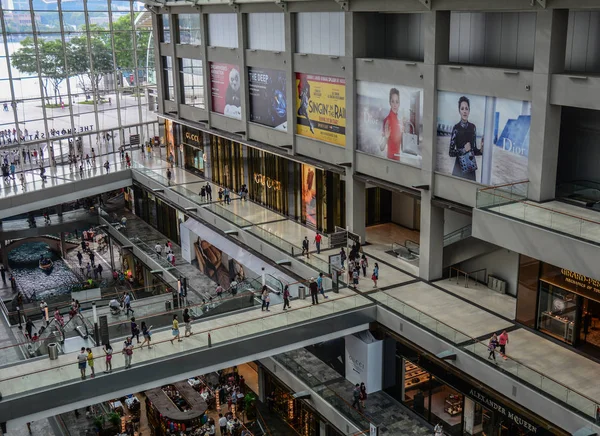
left=298, top=286, right=306, bottom=300
left=48, top=343, right=58, bottom=360
left=166, top=300, right=172, bottom=311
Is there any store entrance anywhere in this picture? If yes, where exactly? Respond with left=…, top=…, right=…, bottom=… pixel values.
left=579, top=297, right=600, bottom=356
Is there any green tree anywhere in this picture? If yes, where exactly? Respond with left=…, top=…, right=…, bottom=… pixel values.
left=11, top=36, right=67, bottom=105
left=67, top=34, right=113, bottom=98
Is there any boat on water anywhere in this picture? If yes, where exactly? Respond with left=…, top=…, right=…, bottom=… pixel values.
left=39, top=256, right=53, bottom=273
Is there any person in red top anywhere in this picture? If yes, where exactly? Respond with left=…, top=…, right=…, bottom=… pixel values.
left=314, top=232, right=322, bottom=254
left=498, top=330, right=509, bottom=360
left=380, top=88, right=403, bottom=161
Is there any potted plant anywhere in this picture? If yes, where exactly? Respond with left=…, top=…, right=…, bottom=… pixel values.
left=108, top=412, right=121, bottom=428
left=92, top=415, right=104, bottom=433
left=244, top=393, right=257, bottom=421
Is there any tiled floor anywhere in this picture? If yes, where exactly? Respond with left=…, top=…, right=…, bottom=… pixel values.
left=0, top=288, right=369, bottom=397
left=363, top=223, right=420, bottom=276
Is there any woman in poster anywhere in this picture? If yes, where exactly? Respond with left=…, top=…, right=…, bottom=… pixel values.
left=380, top=88, right=403, bottom=161
left=449, top=96, right=482, bottom=181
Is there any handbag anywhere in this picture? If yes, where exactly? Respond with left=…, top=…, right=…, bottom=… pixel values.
left=402, top=122, right=419, bottom=156
left=458, top=150, right=477, bottom=174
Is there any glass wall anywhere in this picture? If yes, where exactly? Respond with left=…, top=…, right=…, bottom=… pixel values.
left=177, top=14, right=201, bottom=45
left=0, top=0, right=157, bottom=165
left=180, top=58, right=204, bottom=108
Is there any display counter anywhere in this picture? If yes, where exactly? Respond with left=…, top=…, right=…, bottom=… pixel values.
left=540, top=311, right=575, bottom=343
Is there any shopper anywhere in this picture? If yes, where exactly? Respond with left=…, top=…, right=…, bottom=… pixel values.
left=309, top=278, right=318, bottom=305
left=302, top=236, right=310, bottom=258
left=372, top=263, right=379, bottom=288
left=434, top=423, right=444, bottom=436
left=76, top=250, right=83, bottom=266
left=351, top=384, right=361, bottom=411
left=171, top=314, right=182, bottom=344
left=340, top=247, right=346, bottom=269
left=25, top=318, right=35, bottom=340
left=77, top=347, right=88, bottom=380
left=183, top=308, right=192, bottom=337
left=154, top=242, right=162, bottom=259
left=317, top=272, right=328, bottom=299
left=103, top=343, right=113, bottom=373
left=352, top=267, right=360, bottom=289
left=282, top=285, right=291, bottom=310
left=360, top=254, right=369, bottom=277
left=314, top=232, right=322, bottom=254
left=261, top=286, right=269, bottom=311
left=0, top=264, right=5, bottom=284
left=122, top=337, right=134, bottom=369
left=205, top=183, right=212, bottom=201
left=124, top=292, right=134, bottom=316
left=200, top=185, right=206, bottom=201
left=488, top=333, right=498, bottom=361
left=359, top=382, right=367, bottom=409
left=498, top=330, right=509, bottom=360
left=218, top=187, right=224, bottom=204
left=218, top=413, right=227, bottom=435
left=264, top=292, right=271, bottom=312
left=130, top=317, right=140, bottom=344
left=166, top=168, right=172, bottom=185
left=140, top=321, right=152, bottom=349
left=86, top=347, right=95, bottom=378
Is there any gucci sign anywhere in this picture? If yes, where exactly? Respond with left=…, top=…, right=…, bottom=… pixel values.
left=254, top=173, right=282, bottom=191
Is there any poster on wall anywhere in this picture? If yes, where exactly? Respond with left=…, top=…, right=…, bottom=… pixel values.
left=295, top=73, right=346, bottom=147
left=248, top=67, right=287, bottom=131
left=302, top=164, right=317, bottom=227
left=357, top=81, right=424, bottom=168
left=210, top=62, right=242, bottom=120
left=194, top=237, right=247, bottom=290
left=436, top=91, right=531, bottom=185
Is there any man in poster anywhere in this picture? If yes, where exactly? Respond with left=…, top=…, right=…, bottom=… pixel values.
left=449, top=96, right=482, bottom=181
left=297, top=75, right=315, bottom=134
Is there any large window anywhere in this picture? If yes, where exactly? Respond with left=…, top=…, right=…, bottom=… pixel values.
left=161, top=14, right=171, bottom=43
left=163, top=56, right=174, bottom=101
left=0, top=0, right=157, bottom=163
left=178, top=14, right=201, bottom=45
left=180, top=58, right=204, bottom=108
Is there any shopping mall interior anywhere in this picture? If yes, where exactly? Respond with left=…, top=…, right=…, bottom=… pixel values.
left=1, top=0, right=600, bottom=436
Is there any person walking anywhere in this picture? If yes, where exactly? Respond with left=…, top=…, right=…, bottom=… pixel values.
left=205, top=183, right=212, bottom=201
left=124, top=292, right=134, bottom=316
left=488, top=333, right=498, bottom=361
left=87, top=348, right=95, bottom=378
left=183, top=308, right=192, bottom=337
left=76, top=250, right=83, bottom=266
left=77, top=347, right=88, bottom=380
left=282, top=285, right=291, bottom=310
left=86, top=262, right=92, bottom=278
left=0, top=264, right=6, bottom=284
left=302, top=236, right=310, bottom=258
left=9, top=273, right=17, bottom=292
left=140, top=322, right=152, bottom=349
left=340, top=247, right=347, bottom=269
left=372, top=263, right=379, bottom=288
left=498, top=330, right=509, bottom=360
left=359, top=382, right=367, bottom=409
left=200, top=185, right=206, bottom=202
left=25, top=318, right=35, bottom=340
left=264, top=292, right=271, bottom=312
left=103, top=343, right=113, bottom=373
left=352, top=268, right=360, bottom=289
left=261, top=286, right=269, bottom=311
left=223, top=187, right=230, bottom=204
left=314, top=232, right=322, bottom=254
left=218, top=187, right=224, bottom=204
left=122, top=337, right=134, bottom=369
left=89, top=251, right=95, bottom=267
left=171, top=314, right=182, bottom=344
left=309, top=278, right=318, bottom=305
left=154, top=242, right=162, bottom=259
left=104, top=160, right=110, bottom=173
left=351, top=384, right=361, bottom=411
left=317, top=272, right=328, bottom=299
left=218, top=413, right=227, bottom=436
left=360, top=254, right=369, bottom=277
left=434, top=423, right=444, bottom=436
left=130, top=317, right=140, bottom=344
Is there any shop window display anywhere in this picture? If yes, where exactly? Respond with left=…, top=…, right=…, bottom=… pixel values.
left=537, top=283, right=577, bottom=344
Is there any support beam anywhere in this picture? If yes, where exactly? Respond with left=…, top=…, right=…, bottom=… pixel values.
left=333, top=0, right=348, bottom=11
left=418, top=0, right=432, bottom=10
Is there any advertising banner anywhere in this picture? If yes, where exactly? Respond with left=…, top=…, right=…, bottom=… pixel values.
left=248, top=67, right=287, bottom=131
left=436, top=92, right=531, bottom=185
left=295, top=73, right=346, bottom=146
left=210, top=62, right=242, bottom=120
left=302, top=164, right=317, bottom=227
left=357, top=81, right=424, bottom=168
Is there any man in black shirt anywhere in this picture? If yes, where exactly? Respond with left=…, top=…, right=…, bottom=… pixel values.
left=309, top=278, right=318, bottom=305
left=302, top=236, right=309, bottom=258
left=183, top=308, right=192, bottom=337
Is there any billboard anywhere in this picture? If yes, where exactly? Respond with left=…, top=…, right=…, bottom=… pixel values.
left=210, top=62, right=242, bottom=120
left=296, top=73, right=346, bottom=147
left=302, top=164, right=317, bottom=227
left=357, top=81, right=424, bottom=168
left=248, top=67, right=287, bottom=131
left=436, top=92, right=531, bottom=185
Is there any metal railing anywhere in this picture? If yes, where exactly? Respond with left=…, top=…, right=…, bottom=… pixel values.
left=448, top=267, right=487, bottom=288
left=443, top=224, right=472, bottom=246
left=391, top=241, right=419, bottom=260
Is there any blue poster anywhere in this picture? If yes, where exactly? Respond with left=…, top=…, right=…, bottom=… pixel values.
left=248, top=67, right=287, bottom=131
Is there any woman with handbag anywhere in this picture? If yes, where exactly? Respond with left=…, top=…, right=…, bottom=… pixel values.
left=122, top=337, right=134, bottom=369
left=140, top=321, right=152, bottom=349
left=449, top=96, right=482, bottom=181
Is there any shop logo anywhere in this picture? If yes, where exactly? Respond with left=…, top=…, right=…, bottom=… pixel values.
left=253, top=173, right=282, bottom=191
left=468, top=389, right=538, bottom=433
left=561, top=268, right=600, bottom=294
left=185, top=131, right=201, bottom=144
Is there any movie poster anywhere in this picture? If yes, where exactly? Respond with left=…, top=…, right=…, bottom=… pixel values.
left=436, top=92, right=531, bottom=185
left=357, top=81, right=424, bottom=168
left=295, top=73, right=346, bottom=147
left=248, top=67, right=287, bottom=131
left=210, top=62, right=242, bottom=120
left=302, top=164, right=317, bottom=227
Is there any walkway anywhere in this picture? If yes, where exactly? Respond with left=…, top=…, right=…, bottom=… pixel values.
left=274, top=348, right=430, bottom=435
left=0, top=287, right=370, bottom=397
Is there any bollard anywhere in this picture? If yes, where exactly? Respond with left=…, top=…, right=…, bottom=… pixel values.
left=208, top=332, right=212, bottom=348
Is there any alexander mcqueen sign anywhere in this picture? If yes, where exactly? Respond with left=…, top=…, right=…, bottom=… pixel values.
left=468, top=389, right=539, bottom=433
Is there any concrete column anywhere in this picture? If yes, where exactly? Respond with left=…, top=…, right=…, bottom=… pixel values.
left=528, top=10, right=568, bottom=202
left=257, top=364, right=265, bottom=402
left=419, top=11, right=449, bottom=281
left=108, top=236, right=115, bottom=271
left=59, top=232, right=66, bottom=258
left=237, top=12, right=249, bottom=137
left=0, top=239, right=7, bottom=267
left=284, top=11, right=296, bottom=155
left=345, top=177, right=366, bottom=243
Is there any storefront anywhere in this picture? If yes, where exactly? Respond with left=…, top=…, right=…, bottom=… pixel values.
left=262, top=368, right=345, bottom=436
left=164, top=119, right=176, bottom=164
left=180, top=124, right=207, bottom=175
left=381, top=331, right=566, bottom=436
left=516, top=256, right=600, bottom=357
left=132, top=185, right=180, bottom=243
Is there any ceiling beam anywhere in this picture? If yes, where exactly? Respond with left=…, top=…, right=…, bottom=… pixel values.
left=418, top=0, right=432, bottom=10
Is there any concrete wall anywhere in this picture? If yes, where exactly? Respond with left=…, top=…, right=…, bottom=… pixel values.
left=391, top=191, right=417, bottom=229
left=444, top=208, right=472, bottom=235
left=457, top=248, right=520, bottom=296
